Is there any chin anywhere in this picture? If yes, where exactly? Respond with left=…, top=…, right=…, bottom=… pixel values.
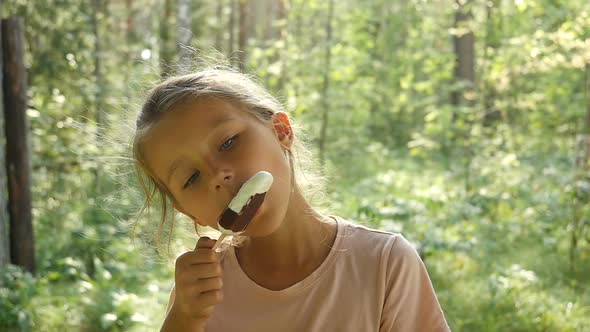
left=243, top=206, right=285, bottom=238
left=240, top=181, right=290, bottom=238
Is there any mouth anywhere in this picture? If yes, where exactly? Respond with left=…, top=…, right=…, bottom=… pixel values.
left=218, top=192, right=266, bottom=234
left=217, top=171, right=273, bottom=235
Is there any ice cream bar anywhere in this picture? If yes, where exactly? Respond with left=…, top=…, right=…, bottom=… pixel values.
left=219, top=193, right=267, bottom=233
left=211, top=171, right=273, bottom=252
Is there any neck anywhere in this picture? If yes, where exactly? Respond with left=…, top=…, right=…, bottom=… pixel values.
left=235, top=187, right=336, bottom=276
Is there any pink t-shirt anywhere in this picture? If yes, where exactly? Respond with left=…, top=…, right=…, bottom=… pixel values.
left=205, top=216, right=451, bottom=331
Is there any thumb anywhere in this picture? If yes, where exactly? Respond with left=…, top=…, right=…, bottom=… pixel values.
left=195, top=236, right=217, bottom=250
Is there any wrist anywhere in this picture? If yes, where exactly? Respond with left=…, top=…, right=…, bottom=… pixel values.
left=161, top=304, right=206, bottom=332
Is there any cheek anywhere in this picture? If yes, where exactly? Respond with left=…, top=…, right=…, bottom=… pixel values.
left=266, top=150, right=292, bottom=201
left=180, top=193, right=223, bottom=227
left=247, top=131, right=290, bottom=178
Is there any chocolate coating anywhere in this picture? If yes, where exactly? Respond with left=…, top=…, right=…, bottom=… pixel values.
left=219, top=193, right=266, bottom=233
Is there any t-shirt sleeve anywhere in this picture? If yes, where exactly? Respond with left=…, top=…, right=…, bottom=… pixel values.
left=379, top=235, right=451, bottom=332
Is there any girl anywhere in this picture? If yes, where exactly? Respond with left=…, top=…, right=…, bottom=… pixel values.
left=132, top=68, right=451, bottom=332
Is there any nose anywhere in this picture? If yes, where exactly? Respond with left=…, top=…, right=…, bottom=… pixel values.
left=213, top=169, right=233, bottom=192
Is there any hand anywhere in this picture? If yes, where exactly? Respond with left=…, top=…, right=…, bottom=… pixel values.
left=171, top=237, right=224, bottom=326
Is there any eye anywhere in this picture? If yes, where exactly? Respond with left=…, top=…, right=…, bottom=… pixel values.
left=220, top=135, right=239, bottom=151
left=183, top=171, right=200, bottom=189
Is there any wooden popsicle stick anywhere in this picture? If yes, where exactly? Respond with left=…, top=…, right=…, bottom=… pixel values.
left=211, top=234, right=228, bottom=252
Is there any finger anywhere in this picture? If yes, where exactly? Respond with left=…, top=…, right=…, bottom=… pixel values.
left=198, top=289, right=223, bottom=307
left=197, top=277, right=223, bottom=293
left=177, top=262, right=222, bottom=283
left=195, top=236, right=217, bottom=250
left=192, top=262, right=222, bottom=279
left=176, top=250, right=219, bottom=268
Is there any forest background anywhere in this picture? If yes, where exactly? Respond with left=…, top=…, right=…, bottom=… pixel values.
left=1, top=0, right=590, bottom=331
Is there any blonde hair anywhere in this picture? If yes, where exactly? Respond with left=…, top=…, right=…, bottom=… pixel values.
left=131, top=66, right=326, bottom=254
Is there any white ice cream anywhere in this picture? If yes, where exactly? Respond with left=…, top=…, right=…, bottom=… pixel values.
left=228, top=171, right=274, bottom=213
left=217, top=171, right=273, bottom=237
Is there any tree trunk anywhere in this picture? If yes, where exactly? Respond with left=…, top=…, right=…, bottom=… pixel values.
left=160, top=0, right=174, bottom=78
left=260, top=0, right=281, bottom=88
left=215, top=0, right=224, bottom=52
left=177, top=0, right=192, bottom=71
left=587, top=66, right=590, bottom=158
left=277, top=0, right=289, bottom=93
left=318, top=0, right=334, bottom=166
left=483, top=0, right=500, bottom=126
left=367, top=0, right=388, bottom=137
left=92, top=0, right=103, bottom=139
left=238, top=0, right=248, bottom=71
left=451, top=0, right=476, bottom=192
left=0, top=0, right=11, bottom=268
left=91, top=0, right=105, bottom=195
left=245, top=0, right=256, bottom=49
left=451, top=0, right=475, bottom=108
left=583, top=64, right=590, bottom=166
left=124, top=0, right=134, bottom=113
left=228, top=0, right=236, bottom=63
left=2, top=18, right=35, bottom=274
left=571, top=63, right=590, bottom=274
left=293, top=0, right=302, bottom=43
left=264, top=0, right=275, bottom=41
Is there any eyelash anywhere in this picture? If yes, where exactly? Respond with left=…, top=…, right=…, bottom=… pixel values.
left=220, top=134, right=239, bottom=151
left=183, top=134, right=239, bottom=189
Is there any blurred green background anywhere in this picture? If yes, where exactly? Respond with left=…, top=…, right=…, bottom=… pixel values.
left=1, top=0, right=589, bottom=331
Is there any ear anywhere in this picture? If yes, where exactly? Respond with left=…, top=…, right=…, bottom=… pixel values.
left=271, top=112, right=294, bottom=151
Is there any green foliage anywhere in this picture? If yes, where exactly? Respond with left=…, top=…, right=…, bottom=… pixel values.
left=0, top=265, right=37, bottom=331
left=328, top=141, right=590, bottom=331
left=1, top=0, right=590, bottom=330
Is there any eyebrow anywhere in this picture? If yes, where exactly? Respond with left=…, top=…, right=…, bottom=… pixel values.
left=165, top=115, right=235, bottom=185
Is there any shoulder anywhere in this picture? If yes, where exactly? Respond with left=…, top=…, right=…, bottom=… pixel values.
left=339, top=221, right=453, bottom=331
left=332, top=217, right=430, bottom=296
left=337, top=217, right=417, bottom=257
left=335, top=216, right=423, bottom=274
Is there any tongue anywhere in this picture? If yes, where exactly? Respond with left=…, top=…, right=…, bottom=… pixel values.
left=218, top=192, right=266, bottom=233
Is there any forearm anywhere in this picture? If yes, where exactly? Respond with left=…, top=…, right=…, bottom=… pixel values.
left=160, top=305, right=206, bottom=332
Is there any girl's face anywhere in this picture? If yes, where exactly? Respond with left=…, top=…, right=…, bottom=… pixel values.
left=140, top=98, right=293, bottom=237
